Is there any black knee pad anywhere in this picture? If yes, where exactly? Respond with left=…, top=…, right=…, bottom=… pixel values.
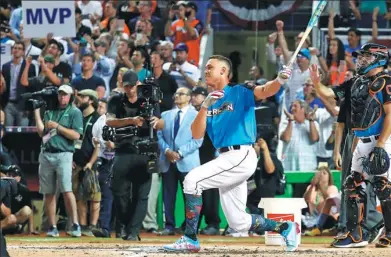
left=372, top=176, right=391, bottom=201
left=344, top=171, right=365, bottom=190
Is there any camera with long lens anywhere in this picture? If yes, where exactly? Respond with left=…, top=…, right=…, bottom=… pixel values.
left=21, top=86, right=59, bottom=111
left=102, top=78, right=163, bottom=173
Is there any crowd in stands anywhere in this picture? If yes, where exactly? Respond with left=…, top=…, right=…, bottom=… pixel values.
left=0, top=0, right=391, bottom=239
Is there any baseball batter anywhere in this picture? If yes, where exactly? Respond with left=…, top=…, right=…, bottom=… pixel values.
left=310, top=43, right=391, bottom=248
left=163, top=55, right=299, bottom=252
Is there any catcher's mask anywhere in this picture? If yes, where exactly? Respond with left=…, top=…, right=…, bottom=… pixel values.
left=353, top=43, right=389, bottom=75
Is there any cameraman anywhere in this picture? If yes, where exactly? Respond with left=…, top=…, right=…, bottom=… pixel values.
left=34, top=84, right=83, bottom=237
left=106, top=70, right=157, bottom=241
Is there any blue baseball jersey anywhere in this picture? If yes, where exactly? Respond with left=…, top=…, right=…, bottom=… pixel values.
left=206, top=85, right=256, bottom=149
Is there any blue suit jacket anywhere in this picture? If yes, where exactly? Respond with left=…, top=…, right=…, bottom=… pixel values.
left=157, top=106, right=203, bottom=173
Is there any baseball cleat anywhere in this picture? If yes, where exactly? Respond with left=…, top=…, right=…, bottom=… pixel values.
left=163, top=235, right=200, bottom=252
left=280, top=221, right=300, bottom=252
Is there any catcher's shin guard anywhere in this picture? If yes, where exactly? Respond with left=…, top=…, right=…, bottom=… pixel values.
left=376, top=199, right=391, bottom=248
left=333, top=172, right=367, bottom=247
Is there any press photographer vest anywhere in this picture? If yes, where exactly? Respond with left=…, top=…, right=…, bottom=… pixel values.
left=351, top=73, right=390, bottom=137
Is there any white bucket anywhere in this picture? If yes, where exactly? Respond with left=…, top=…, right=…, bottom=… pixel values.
left=259, top=198, right=307, bottom=246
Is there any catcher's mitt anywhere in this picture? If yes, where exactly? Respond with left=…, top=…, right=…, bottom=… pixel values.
left=366, top=147, right=390, bottom=175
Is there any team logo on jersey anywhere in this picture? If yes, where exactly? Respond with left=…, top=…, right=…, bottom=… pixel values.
left=207, top=102, right=234, bottom=116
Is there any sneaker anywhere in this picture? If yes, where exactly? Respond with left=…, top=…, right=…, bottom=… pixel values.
left=71, top=224, right=81, bottom=237
left=224, top=227, right=249, bottom=237
left=47, top=226, right=59, bottom=237
left=369, top=226, right=385, bottom=244
left=163, top=235, right=200, bottom=252
left=280, top=222, right=300, bottom=252
left=91, top=227, right=111, bottom=238
left=81, top=225, right=94, bottom=237
left=200, top=226, right=220, bottom=235
left=332, top=227, right=369, bottom=248
left=375, top=231, right=391, bottom=248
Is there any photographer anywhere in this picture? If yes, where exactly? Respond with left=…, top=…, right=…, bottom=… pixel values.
left=34, top=84, right=83, bottom=237
left=106, top=70, right=158, bottom=241
left=0, top=177, right=18, bottom=257
left=0, top=165, right=37, bottom=235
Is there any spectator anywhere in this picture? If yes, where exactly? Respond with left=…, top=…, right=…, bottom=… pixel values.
left=283, top=48, right=311, bottom=109
left=20, top=55, right=58, bottom=93
left=295, top=77, right=325, bottom=109
left=72, top=89, right=101, bottom=237
left=129, top=1, right=164, bottom=40
left=71, top=53, right=106, bottom=100
left=323, top=38, right=347, bottom=86
left=116, top=0, right=139, bottom=22
left=75, top=7, right=93, bottom=41
left=74, top=37, right=115, bottom=97
left=8, top=6, right=22, bottom=39
left=131, top=47, right=151, bottom=82
left=151, top=51, right=178, bottom=112
left=157, top=87, right=203, bottom=235
left=2, top=41, right=36, bottom=126
left=160, top=40, right=174, bottom=64
left=97, top=98, right=107, bottom=116
left=247, top=66, right=268, bottom=85
left=33, top=84, right=82, bottom=237
left=109, top=38, right=134, bottom=90
left=280, top=100, right=320, bottom=171
left=100, top=1, right=131, bottom=38
left=41, top=37, right=73, bottom=85
left=303, top=167, right=340, bottom=236
left=77, top=0, right=103, bottom=28
left=131, top=20, right=151, bottom=47
left=113, top=67, right=129, bottom=93
left=163, top=43, right=200, bottom=88
left=165, top=1, right=203, bottom=66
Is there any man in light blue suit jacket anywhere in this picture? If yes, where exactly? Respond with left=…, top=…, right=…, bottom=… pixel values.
left=157, top=87, right=203, bottom=235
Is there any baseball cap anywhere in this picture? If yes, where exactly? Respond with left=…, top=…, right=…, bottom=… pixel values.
left=122, top=70, right=139, bottom=87
left=49, top=39, right=64, bottom=55
left=192, top=87, right=208, bottom=96
left=176, top=1, right=188, bottom=7
left=43, top=54, right=55, bottom=64
left=78, top=89, right=98, bottom=101
left=186, top=2, right=198, bottom=12
left=174, top=43, right=188, bottom=53
left=58, top=84, right=73, bottom=95
left=298, top=48, right=311, bottom=60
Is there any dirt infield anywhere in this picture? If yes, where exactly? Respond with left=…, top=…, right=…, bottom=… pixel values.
left=5, top=234, right=390, bottom=257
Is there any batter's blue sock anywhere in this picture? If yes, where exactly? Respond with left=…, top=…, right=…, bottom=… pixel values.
left=317, top=213, right=328, bottom=231
left=250, top=214, right=284, bottom=233
left=184, top=193, right=202, bottom=241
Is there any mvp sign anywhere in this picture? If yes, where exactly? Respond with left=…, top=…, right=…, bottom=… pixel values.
left=22, top=1, right=76, bottom=38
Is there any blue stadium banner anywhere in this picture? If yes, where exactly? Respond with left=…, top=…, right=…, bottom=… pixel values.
left=214, top=0, right=305, bottom=29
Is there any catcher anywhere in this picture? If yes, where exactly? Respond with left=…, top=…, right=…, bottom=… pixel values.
left=310, top=43, right=391, bottom=248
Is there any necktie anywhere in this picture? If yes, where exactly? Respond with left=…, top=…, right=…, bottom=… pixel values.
left=174, top=110, right=181, bottom=139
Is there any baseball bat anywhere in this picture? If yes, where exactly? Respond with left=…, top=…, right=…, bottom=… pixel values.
left=280, top=0, right=328, bottom=79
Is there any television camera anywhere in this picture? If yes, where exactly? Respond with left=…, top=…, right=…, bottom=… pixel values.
left=102, top=78, right=163, bottom=173
left=20, top=86, right=59, bottom=111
